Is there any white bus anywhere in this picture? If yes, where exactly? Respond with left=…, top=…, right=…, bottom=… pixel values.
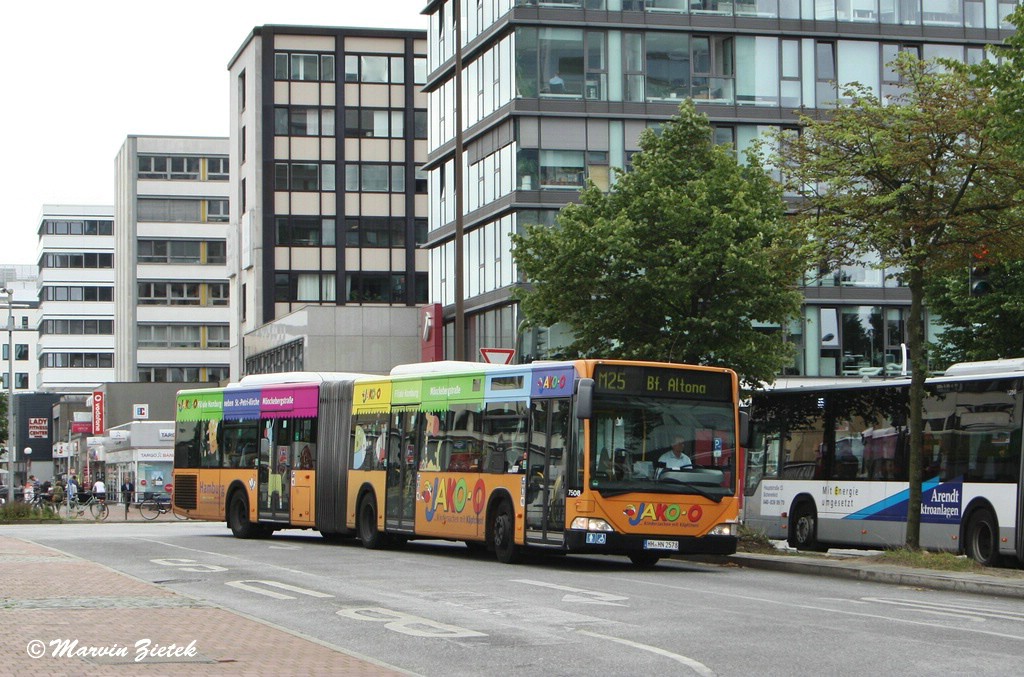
left=743, top=358, right=1024, bottom=566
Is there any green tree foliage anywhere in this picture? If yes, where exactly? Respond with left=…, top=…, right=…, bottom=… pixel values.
left=772, top=53, right=1024, bottom=549
left=925, top=260, right=1024, bottom=368
left=512, top=102, right=804, bottom=389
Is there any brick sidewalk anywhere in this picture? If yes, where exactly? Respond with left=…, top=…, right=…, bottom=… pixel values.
left=0, top=535, right=407, bottom=675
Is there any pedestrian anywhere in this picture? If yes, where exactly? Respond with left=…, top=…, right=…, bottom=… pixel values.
left=92, top=476, right=107, bottom=502
left=23, top=479, right=35, bottom=503
left=121, top=477, right=134, bottom=520
left=67, top=475, right=79, bottom=505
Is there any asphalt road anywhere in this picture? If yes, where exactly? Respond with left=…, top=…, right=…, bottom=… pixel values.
left=12, top=521, right=1024, bottom=676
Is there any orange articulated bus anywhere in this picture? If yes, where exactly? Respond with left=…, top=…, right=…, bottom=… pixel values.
left=172, top=359, right=745, bottom=567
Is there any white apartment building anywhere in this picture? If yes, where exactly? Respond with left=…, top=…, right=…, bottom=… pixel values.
left=114, top=135, right=231, bottom=384
left=0, top=265, right=40, bottom=393
left=36, top=205, right=116, bottom=391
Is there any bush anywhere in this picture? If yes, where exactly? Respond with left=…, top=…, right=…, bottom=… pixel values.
left=0, top=501, right=61, bottom=521
left=738, top=524, right=777, bottom=553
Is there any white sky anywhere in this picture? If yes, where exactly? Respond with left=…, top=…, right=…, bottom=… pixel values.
left=1, top=0, right=428, bottom=266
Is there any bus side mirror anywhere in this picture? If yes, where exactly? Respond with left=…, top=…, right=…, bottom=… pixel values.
left=575, top=378, right=594, bottom=419
left=738, top=410, right=750, bottom=448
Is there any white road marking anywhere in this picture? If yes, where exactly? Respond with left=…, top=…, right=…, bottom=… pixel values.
left=226, top=579, right=335, bottom=600
left=577, top=629, right=716, bottom=676
left=512, top=579, right=629, bottom=606
left=337, top=606, right=487, bottom=638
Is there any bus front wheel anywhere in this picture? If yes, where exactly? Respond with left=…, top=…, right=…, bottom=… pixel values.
left=966, top=509, right=1000, bottom=567
left=789, top=502, right=826, bottom=552
left=229, top=493, right=258, bottom=539
left=492, top=502, right=522, bottom=564
left=358, top=493, right=387, bottom=549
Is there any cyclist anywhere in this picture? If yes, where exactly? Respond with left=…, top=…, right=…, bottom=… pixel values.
left=92, top=477, right=107, bottom=502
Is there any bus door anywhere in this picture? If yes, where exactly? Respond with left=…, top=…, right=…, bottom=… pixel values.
left=385, top=410, right=419, bottom=533
left=258, top=419, right=290, bottom=522
left=525, top=398, right=570, bottom=545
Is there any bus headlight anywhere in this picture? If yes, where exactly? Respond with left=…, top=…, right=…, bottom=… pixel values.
left=571, top=517, right=614, bottom=532
left=708, top=523, right=737, bottom=537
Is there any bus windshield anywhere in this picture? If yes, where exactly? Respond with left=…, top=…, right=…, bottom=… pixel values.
left=589, top=395, right=737, bottom=499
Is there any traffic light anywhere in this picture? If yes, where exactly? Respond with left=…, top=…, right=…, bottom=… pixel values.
left=970, top=265, right=992, bottom=296
left=970, top=250, right=992, bottom=296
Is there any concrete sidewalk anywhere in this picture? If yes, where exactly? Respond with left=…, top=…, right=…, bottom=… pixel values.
left=0, top=535, right=409, bottom=675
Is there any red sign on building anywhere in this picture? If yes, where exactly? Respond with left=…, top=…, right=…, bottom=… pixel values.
left=92, top=391, right=105, bottom=435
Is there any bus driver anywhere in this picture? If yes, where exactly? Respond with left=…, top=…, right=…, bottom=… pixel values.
left=659, top=436, right=693, bottom=470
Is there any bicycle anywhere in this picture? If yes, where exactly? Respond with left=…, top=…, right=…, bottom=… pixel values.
left=138, top=496, right=188, bottom=521
left=61, top=493, right=109, bottom=521
left=28, top=494, right=59, bottom=516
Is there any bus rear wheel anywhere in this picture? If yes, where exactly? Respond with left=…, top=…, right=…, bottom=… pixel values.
left=492, top=501, right=522, bottom=564
left=358, top=493, right=388, bottom=549
left=229, top=493, right=258, bottom=539
left=966, top=508, right=1000, bottom=567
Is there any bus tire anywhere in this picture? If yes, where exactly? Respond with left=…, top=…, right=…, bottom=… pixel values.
left=966, top=508, right=1000, bottom=567
left=789, top=502, right=826, bottom=552
left=492, top=501, right=522, bottom=564
left=358, top=493, right=387, bottom=549
left=628, top=552, right=661, bottom=569
left=229, top=493, right=258, bottom=539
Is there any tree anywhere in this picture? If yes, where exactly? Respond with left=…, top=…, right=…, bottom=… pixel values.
left=511, top=101, right=804, bottom=389
left=772, top=53, right=1024, bottom=550
left=925, top=259, right=1024, bottom=368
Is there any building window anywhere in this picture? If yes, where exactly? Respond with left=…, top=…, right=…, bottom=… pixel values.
left=816, top=41, right=838, bottom=107
left=275, top=163, right=334, bottom=192
left=14, top=344, right=28, bottom=360
left=40, top=352, right=114, bottom=369
left=344, top=164, right=405, bottom=193
left=15, top=373, right=28, bottom=389
left=346, top=273, right=426, bottom=303
left=208, top=157, right=229, bottom=180
left=41, top=253, right=114, bottom=269
left=345, top=54, right=397, bottom=83
left=42, top=286, right=113, bottom=302
left=138, top=324, right=229, bottom=349
left=137, top=366, right=228, bottom=383
left=137, top=282, right=228, bottom=306
left=274, top=52, right=335, bottom=82
left=207, top=199, right=229, bottom=222
left=344, top=217, right=409, bottom=248
left=138, top=240, right=225, bottom=264
left=238, top=69, right=246, bottom=111
left=274, top=273, right=337, bottom=302
left=343, top=108, right=404, bottom=138
left=276, top=216, right=337, bottom=247
left=275, top=106, right=336, bottom=137
left=41, top=319, right=114, bottom=335
left=41, top=219, right=112, bottom=236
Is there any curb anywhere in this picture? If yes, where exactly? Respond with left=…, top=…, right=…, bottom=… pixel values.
left=693, top=553, right=1024, bottom=600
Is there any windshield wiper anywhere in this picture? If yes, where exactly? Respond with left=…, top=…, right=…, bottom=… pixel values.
left=656, top=477, right=723, bottom=503
left=593, top=481, right=723, bottom=502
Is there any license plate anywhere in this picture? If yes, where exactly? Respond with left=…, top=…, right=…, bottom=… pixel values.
left=644, top=539, right=679, bottom=551
left=586, top=533, right=608, bottom=545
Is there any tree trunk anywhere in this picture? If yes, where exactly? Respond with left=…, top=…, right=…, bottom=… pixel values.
left=904, top=265, right=926, bottom=550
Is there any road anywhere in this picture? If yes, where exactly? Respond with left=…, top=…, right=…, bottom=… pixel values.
left=12, top=521, right=1024, bottom=676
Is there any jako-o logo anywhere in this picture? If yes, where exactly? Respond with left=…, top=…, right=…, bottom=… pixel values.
left=535, top=375, right=567, bottom=393
left=361, top=388, right=383, bottom=404
left=422, top=477, right=486, bottom=521
left=624, top=502, right=702, bottom=525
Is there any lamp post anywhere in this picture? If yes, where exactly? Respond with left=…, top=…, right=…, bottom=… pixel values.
left=2, top=286, right=13, bottom=505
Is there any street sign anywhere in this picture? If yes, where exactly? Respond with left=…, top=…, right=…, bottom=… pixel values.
left=480, top=348, right=515, bottom=365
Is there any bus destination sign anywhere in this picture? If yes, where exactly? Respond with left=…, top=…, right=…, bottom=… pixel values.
left=593, top=365, right=732, bottom=401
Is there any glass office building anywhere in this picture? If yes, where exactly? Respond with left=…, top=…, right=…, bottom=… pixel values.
left=422, top=0, right=1013, bottom=375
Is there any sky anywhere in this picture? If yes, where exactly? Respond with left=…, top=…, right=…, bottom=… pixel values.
left=1, top=0, right=428, bottom=266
